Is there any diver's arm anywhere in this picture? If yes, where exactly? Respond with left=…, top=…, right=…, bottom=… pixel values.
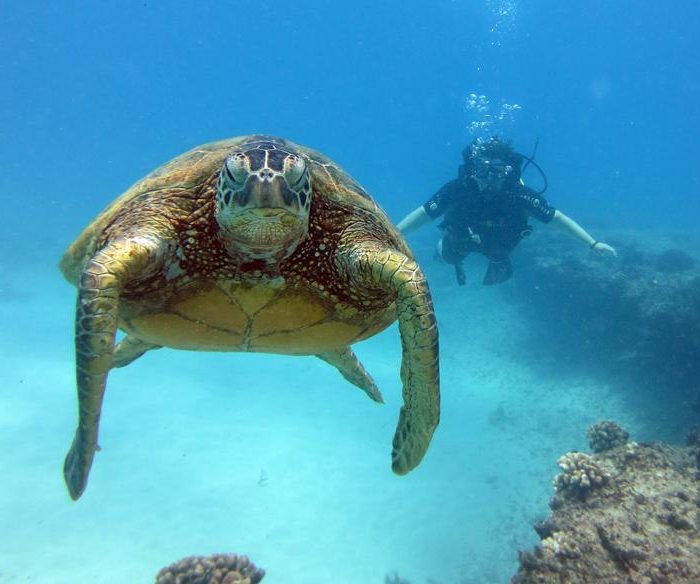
left=551, top=210, right=617, bottom=256
left=397, top=206, right=433, bottom=234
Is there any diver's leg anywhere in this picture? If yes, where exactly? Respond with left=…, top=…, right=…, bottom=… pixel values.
left=317, top=347, right=384, bottom=403
left=440, top=233, right=471, bottom=285
left=454, top=262, right=467, bottom=286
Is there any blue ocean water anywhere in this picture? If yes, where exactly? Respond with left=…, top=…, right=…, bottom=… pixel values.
left=1, top=1, right=698, bottom=582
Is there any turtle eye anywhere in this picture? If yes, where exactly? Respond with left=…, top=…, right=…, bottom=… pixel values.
left=298, top=175, right=312, bottom=209
left=284, top=154, right=307, bottom=188
left=224, top=153, right=250, bottom=185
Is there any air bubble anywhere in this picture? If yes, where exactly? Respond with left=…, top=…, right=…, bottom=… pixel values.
left=464, top=93, right=522, bottom=139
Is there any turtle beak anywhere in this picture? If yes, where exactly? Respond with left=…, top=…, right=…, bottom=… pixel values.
left=216, top=178, right=307, bottom=259
left=215, top=161, right=310, bottom=260
left=242, top=175, right=299, bottom=212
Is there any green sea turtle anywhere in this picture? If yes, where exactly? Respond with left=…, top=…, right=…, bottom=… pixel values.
left=60, top=135, right=440, bottom=500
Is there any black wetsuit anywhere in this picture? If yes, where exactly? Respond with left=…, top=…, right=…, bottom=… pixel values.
left=423, top=166, right=556, bottom=284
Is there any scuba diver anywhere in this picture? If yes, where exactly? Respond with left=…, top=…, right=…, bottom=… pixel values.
left=397, top=136, right=617, bottom=285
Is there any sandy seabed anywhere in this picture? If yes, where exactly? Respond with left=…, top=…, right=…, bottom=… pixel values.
left=0, top=257, right=642, bottom=584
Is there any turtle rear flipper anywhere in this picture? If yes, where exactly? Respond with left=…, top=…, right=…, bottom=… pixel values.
left=317, top=347, right=384, bottom=403
left=343, top=244, right=440, bottom=474
left=112, top=336, right=161, bottom=368
left=64, top=238, right=159, bottom=500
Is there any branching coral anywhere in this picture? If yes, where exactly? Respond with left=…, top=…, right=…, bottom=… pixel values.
left=155, top=552, right=265, bottom=584
left=539, top=531, right=580, bottom=560
left=587, top=420, right=630, bottom=453
left=553, top=452, right=611, bottom=499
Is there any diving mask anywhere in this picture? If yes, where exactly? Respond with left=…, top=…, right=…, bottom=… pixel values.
left=472, top=158, right=513, bottom=180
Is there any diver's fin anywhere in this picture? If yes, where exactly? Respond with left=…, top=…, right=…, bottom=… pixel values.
left=483, top=258, right=513, bottom=285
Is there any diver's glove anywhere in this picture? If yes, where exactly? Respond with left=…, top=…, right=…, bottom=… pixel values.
left=467, top=227, right=481, bottom=245
left=590, top=241, right=617, bottom=257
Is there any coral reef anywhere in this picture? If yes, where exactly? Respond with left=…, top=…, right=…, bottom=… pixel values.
left=515, top=229, right=700, bottom=400
left=552, top=452, right=611, bottom=500
left=155, top=552, right=265, bottom=584
left=587, top=420, right=630, bottom=453
left=512, top=428, right=700, bottom=583
left=655, top=248, right=696, bottom=273
left=687, top=425, right=700, bottom=466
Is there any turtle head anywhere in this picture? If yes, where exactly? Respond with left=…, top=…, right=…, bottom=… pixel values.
left=215, top=140, right=312, bottom=261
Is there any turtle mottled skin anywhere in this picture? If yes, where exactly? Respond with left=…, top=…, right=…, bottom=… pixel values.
left=60, top=135, right=440, bottom=500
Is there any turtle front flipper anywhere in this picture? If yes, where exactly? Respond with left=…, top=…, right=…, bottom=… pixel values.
left=317, top=347, right=384, bottom=403
left=64, top=237, right=160, bottom=500
left=342, top=245, right=440, bottom=474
